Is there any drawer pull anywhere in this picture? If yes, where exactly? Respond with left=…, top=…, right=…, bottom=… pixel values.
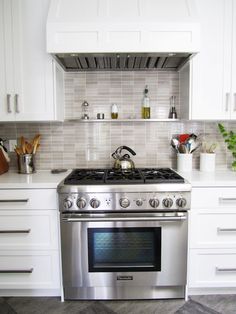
left=225, top=93, right=230, bottom=112
left=234, top=93, right=236, bottom=112
left=0, top=199, right=29, bottom=203
left=15, top=94, right=20, bottom=113
left=219, top=197, right=236, bottom=203
left=216, top=267, right=236, bottom=272
left=7, top=94, right=12, bottom=113
left=217, top=228, right=236, bottom=232
left=0, top=268, right=33, bottom=274
left=0, top=229, right=31, bottom=234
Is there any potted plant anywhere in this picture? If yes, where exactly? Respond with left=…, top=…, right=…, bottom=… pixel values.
left=218, top=123, right=236, bottom=171
left=200, top=142, right=217, bottom=172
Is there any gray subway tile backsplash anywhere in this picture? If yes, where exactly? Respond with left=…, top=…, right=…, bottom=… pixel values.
left=0, top=71, right=233, bottom=170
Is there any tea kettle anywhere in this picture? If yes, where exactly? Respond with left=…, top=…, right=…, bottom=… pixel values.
left=111, top=146, right=136, bottom=171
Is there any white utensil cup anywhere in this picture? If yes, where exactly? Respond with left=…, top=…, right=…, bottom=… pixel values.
left=200, top=153, right=215, bottom=172
left=177, top=153, right=192, bottom=172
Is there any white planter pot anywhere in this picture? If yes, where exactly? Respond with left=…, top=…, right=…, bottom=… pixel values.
left=200, top=153, right=215, bottom=172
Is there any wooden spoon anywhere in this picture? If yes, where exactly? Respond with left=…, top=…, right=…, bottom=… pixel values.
left=20, top=136, right=26, bottom=154
left=15, top=146, right=23, bottom=155
left=25, top=141, right=33, bottom=154
left=32, top=134, right=41, bottom=154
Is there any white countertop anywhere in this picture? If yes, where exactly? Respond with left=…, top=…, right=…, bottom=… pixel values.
left=0, top=170, right=70, bottom=189
left=178, top=169, right=236, bottom=187
left=0, top=169, right=236, bottom=189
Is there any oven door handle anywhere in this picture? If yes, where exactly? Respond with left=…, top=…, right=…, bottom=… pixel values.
left=61, top=215, right=187, bottom=222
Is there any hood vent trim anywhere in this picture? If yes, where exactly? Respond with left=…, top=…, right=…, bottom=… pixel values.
left=55, top=53, right=192, bottom=72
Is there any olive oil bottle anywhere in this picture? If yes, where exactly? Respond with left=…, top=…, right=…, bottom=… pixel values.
left=141, top=85, right=150, bottom=119
left=111, top=104, right=118, bottom=119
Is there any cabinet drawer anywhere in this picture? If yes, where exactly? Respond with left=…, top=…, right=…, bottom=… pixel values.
left=0, top=251, right=60, bottom=289
left=0, top=210, right=59, bottom=250
left=188, top=249, right=236, bottom=288
left=192, top=187, right=236, bottom=210
left=190, top=211, right=236, bottom=249
left=0, top=189, right=57, bottom=210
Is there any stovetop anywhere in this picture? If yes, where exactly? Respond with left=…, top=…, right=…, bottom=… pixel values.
left=63, top=168, right=185, bottom=185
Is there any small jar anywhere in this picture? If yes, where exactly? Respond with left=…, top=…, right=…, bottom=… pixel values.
left=81, top=100, right=90, bottom=120
left=111, top=104, right=118, bottom=119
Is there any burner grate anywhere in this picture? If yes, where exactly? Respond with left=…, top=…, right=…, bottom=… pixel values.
left=64, top=169, right=106, bottom=185
left=63, top=168, right=185, bottom=185
left=105, top=169, right=144, bottom=184
left=140, top=168, right=185, bottom=183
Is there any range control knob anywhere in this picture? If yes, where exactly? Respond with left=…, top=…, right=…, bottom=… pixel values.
left=149, top=198, right=159, bottom=208
left=163, top=198, right=173, bottom=208
left=120, top=198, right=130, bottom=208
left=136, top=199, right=143, bottom=206
left=64, top=198, right=73, bottom=210
left=176, top=198, right=187, bottom=208
left=77, top=197, right=86, bottom=209
left=90, top=198, right=101, bottom=209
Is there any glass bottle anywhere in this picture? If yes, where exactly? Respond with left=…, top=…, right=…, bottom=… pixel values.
left=111, top=104, right=118, bottom=119
left=168, top=96, right=177, bottom=119
left=141, top=85, right=150, bottom=119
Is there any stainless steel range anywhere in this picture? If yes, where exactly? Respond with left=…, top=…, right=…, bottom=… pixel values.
left=58, top=168, right=191, bottom=300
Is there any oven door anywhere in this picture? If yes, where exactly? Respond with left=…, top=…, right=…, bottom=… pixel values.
left=60, top=212, right=188, bottom=291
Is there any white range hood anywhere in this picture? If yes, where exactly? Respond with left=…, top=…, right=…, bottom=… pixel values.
left=46, top=0, right=200, bottom=71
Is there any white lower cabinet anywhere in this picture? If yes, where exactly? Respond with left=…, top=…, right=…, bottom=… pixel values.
left=0, top=189, right=61, bottom=296
left=188, top=187, right=236, bottom=294
left=0, top=251, right=60, bottom=290
left=189, top=249, right=236, bottom=288
left=0, top=210, right=59, bottom=250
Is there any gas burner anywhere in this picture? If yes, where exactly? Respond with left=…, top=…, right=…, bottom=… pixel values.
left=64, top=169, right=106, bottom=185
left=105, top=169, right=143, bottom=184
left=140, top=168, right=185, bottom=183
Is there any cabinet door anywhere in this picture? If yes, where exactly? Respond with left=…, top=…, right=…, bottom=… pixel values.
left=12, top=0, right=56, bottom=121
left=191, top=0, right=232, bottom=120
left=0, top=0, right=6, bottom=119
left=231, top=0, right=236, bottom=119
left=0, top=0, right=15, bottom=121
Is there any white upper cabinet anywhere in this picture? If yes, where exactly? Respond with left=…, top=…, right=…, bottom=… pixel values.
left=0, top=0, right=64, bottom=122
left=182, top=0, right=236, bottom=120
left=231, top=1, right=236, bottom=119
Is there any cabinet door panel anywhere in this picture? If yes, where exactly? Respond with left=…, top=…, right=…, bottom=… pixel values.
left=191, top=187, right=236, bottom=210
left=0, top=189, right=57, bottom=210
left=0, top=210, right=59, bottom=250
left=0, top=0, right=15, bottom=121
left=191, top=0, right=231, bottom=120
left=0, top=0, right=7, bottom=119
left=12, top=0, right=54, bottom=121
left=190, top=211, right=236, bottom=249
left=189, top=249, right=236, bottom=288
left=231, top=0, right=236, bottom=119
left=0, top=251, right=60, bottom=289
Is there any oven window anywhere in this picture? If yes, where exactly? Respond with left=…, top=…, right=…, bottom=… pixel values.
left=88, top=227, right=161, bottom=272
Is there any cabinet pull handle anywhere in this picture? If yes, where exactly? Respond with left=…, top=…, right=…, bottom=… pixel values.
left=15, top=94, right=20, bottom=113
left=225, top=92, right=230, bottom=112
left=7, top=94, right=12, bottom=113
left=0, top=199, right=29, bottom=203
left=219, top=197, right=236, bottom=202
left=0, top=268, right=33, bottom=274
left=217, top=228, right=236, bottom=232
left=216, top=267, right=236, bottom=272
left=234, top=93, right=236, bottom=112
left=0, top=229, right=31, bottom=234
